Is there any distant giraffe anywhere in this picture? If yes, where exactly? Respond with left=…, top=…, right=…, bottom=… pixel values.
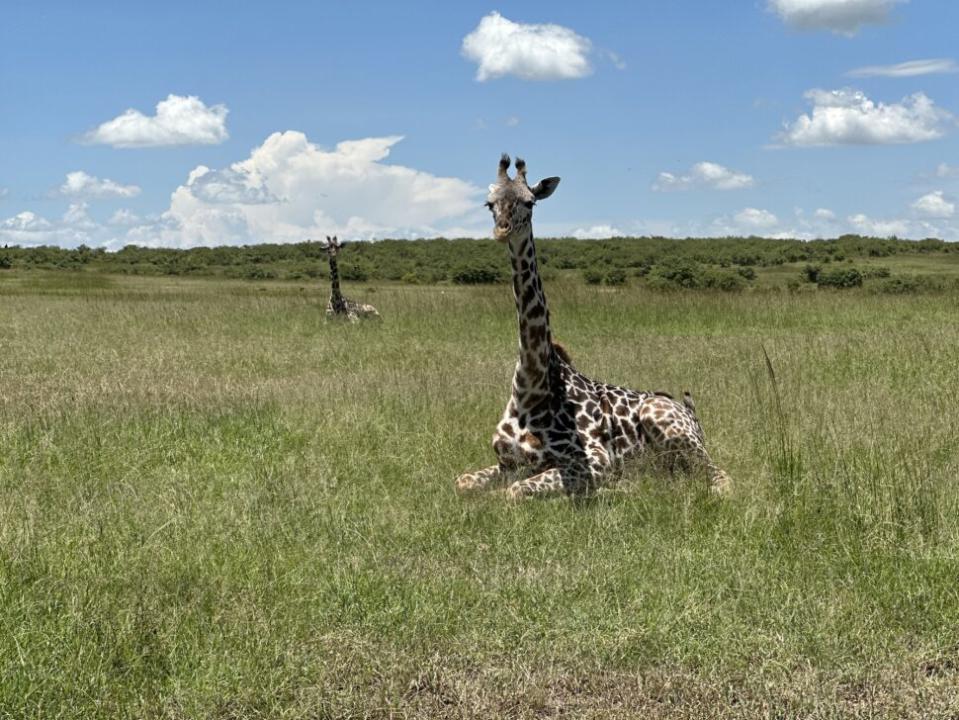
left=322, top=235, right=379, bottom=322
left=454, top=155, right=730, bottom=500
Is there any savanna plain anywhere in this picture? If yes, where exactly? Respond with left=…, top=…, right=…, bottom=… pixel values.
left=2, top=266, right=959, bottom=719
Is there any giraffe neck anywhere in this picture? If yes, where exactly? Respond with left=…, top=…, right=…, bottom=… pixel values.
left=508, top=229, right=554, bottom=407
left=328, top=254, right=344, bottom=306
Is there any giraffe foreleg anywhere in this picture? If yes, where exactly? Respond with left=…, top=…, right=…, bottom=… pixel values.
left=455, top=465, right=508, bottom=494
left=681, top=444, right=731, bottom=495
left=505, top=468, right=567, bottom=500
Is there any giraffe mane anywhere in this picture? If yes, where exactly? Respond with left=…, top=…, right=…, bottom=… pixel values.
left=551, top=341, right=574, bottom=365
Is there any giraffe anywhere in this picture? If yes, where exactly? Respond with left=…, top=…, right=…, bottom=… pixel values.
left=454, top=155, right=731, bottom=500
left=322, top=235, right=379, bottom=322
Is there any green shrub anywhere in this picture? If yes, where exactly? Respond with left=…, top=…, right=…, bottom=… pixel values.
left=817, top=268, right=862, bottom=288
left=452, top=264, right=503, bottom=284
left=241, top=266, right=277, bottom=280
left=803, top=264, right=821, bottom=283
left=339, top=263, right=370, bottom=282
left=604, top=269, right=627, bottom=286
left=582, top=269, right=603, bottom=285
left=701, top=268, right=745, bottom=292
left=648, top=259, right=703, bottom=289
left=736, top=266, right=756, bottom=281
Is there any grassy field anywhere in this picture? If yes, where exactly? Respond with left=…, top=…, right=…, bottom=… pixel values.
left=2, top=270, right=959, bottom=718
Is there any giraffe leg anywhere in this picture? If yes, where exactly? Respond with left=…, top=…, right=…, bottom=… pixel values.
left=684, top=445, right=731, bottom=495
left=505, top=462, right=603, bottom=500
left=505, top=468, right=567, bottom=500
left=455, top=465, right=507, bottom=494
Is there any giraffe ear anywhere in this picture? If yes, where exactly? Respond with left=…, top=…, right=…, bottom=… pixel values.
left=530, top=177, right=560, bottom=200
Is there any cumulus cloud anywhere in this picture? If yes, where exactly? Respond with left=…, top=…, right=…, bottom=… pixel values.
left=81, top=94, right=229, bottom=148
left=127, top=132, right=481, bottom=247
left=1, top=211, right=51, bottom=232
left=570, top=224, right=623, bottom=239
left=734, top=208, right=779, bottom=229
left=461, top=12, right=592, bottom=81
left=108, top=209, right=142, bottom=226
left=911, top=191, right=955, bottom=218
left=653, top=162, right=754, bottom=191
left=814, top=208, right=837, bottom=220
left=0, top=210, right=93, bottom=247
left=778, top=89, right=954, bottom=146
left=768, top=0, right=906, bottom=36
left=847, top=58, right=958, bottom=78
left=59, top=170, right=141, bottom=199
left=848, top=213, right=910, bottom=236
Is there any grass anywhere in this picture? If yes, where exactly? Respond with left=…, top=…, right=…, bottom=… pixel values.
left=2, top=272, right=959, bottom=718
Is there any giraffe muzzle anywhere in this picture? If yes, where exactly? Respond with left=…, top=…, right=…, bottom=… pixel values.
left=494, top=224, right=512, bottom=242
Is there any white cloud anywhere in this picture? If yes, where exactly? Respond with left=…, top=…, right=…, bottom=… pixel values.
left=461, top=12, right=592, bottom=81
left=848, top=213, right=910, bottom=236
left=108, top=209, right=142, bottom=226
left=778, top=89, right=954, bottom=146
left=505, top=116, right=520, bottom=127
left=127, top=132, right=482, bottom=247
left=59, top=170, right=141, bottom=199
left=936, top=163, right=959, bottom=178
left=847, top=58, right=958, bottom=78
left=63, top=202, right=97, bottom=229
left=911, top=191, right=954, bottom=218
left=814, top=207, right=836, bottom=220
left=1, top=211, right=51, bottom=232
left=571, top=224, right=623, bottom=239
left=0, top=188, right=8, bottom=200
left=653, top=161, right=754, bottom=191
left=768, top=0, right=906, bottom=36
left=0, top=210, right=93, bottom=247
left=734, top=207, right=779, bottom=229
left=81, top=94, right=229, bottom=148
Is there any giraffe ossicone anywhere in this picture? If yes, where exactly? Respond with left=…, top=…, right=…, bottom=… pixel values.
left=322, top=235, right=380, bottom=322
left=454, top=154, right=731, bottom=500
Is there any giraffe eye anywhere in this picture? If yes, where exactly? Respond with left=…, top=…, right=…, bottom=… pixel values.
left=523, top=201, right=535, bottom=209
left=485, top=201, right=494, bottom=211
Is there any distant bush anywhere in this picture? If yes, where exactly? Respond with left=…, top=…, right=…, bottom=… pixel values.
left=604, top=269, right=627, bottom=286
left=240, top=266, right=277, bottom=280
left=701, top=268, right=745, bottom=292
left=803, top=264, right=821, bottom=283
left=452, top=263, right=503, bottom=284
left=871, top=275, right=944, bottom=294
left=0, top=253, right=12, bottom=269
left=648, top=259, right=703, bottom=289
left=862, top=266, right=891, bottom=279
left=817, top=268, right=862, bottom=288
left=736, top=266, right=757, bottom=281
left=582, top=269, right=603, bottom=285
left=339, top=263, right=369, bottom=282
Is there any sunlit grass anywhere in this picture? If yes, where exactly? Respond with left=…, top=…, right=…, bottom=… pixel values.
left=2, top=273, right=959, bottom=718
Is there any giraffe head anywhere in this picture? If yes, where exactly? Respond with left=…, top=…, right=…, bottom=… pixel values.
left=486, top=154, right=560, bottom=243
left=324, top=235, right=343, bottom=257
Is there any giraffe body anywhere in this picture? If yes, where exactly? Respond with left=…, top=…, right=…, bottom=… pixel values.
left=455, top=156, right=730, bottom=499
left=323, top=235, right=379, bottom=322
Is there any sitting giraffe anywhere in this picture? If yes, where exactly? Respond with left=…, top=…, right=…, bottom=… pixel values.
left=322, top=235, right=379, bottom=322
left=455, top=155, right=731, bottom=500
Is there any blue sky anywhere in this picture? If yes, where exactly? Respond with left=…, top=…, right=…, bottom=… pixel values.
left=2, top=0, right=958, bottom=247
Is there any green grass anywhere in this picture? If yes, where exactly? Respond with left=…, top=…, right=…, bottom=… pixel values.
left=2, top=273, right=959, bottom=718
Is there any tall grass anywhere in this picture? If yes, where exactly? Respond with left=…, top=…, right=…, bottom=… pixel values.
left=2, top=274, right=959, bottom=718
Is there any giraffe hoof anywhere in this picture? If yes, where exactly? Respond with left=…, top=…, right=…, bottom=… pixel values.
left=709, top=472, right=732, bottom=496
